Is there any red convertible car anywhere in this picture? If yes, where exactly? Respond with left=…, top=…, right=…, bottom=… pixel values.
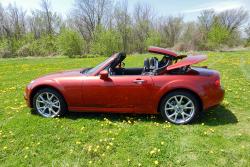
left=24, top=47, right=224, bottom=124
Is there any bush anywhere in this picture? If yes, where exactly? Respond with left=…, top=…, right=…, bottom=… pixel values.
left=16, top=35, right=57, bottom=57
left=90, top=27, right=120, bottom=56
left=57, top=29, right=84, bottom=57
left=207, top=20, right=229, bottom=50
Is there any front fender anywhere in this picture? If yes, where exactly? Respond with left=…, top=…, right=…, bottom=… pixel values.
left=27, top=79, right=66, bottom=106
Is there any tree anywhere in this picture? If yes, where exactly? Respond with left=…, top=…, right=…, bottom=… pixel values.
left=207, top=17, right=230, bottom=49
left=40, top=0, right=53, bottom=35
left=133, top=2, right=153, bottom=53
left=245, top=23, right=250, bottom=46
left=218, top=8, right=248, bottom=34
left=197, top=9, right=215, bottom=43
left=28, top=0, right=62, bottom=38
left=71, top=0, right=112, bottom=44
left=90, top=26, right=120, bottom=56
left=57, top=28, right=84, bottom=56
left=161, top=16, right=183, bottom=47
left=114, top=0, right=131, bottom=52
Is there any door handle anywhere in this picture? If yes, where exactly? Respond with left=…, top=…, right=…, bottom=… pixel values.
left=133, top=79, right=145, bottom=84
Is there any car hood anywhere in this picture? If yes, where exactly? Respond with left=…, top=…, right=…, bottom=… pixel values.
left=35, top=69, right=85, bottom=80
left=167, top=55, right=207, bottom=71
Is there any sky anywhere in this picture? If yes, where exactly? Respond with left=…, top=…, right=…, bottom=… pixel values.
left=0, top=0, right=250, bottom=21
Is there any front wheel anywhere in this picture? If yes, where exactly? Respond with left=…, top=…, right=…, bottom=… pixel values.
left=160, top=91, right=200, bottom=124
left=32, top=88, right=67, bottom=118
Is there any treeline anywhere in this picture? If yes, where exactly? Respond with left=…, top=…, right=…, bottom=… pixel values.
left=0, top=0, right=250, bottom=58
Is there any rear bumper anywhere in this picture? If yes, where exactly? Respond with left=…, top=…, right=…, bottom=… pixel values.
left=204, top=86, right=225, bottom=110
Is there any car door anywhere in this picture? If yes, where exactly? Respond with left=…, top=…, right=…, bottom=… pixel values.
left=82, top=75, right=154, bottom=113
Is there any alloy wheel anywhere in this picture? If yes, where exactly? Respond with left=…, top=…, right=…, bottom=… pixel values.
left=35, top=92, right=61, bottom=117
left=164, top=95, right=195, bottom=124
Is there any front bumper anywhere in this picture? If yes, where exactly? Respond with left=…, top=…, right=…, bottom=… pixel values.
left=24, top=86, right=32, bottom=108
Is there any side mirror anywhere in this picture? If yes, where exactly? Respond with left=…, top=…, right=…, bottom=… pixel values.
left=100, top=70, right=109, bottom=80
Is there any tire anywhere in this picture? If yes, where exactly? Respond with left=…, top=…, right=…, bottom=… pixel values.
left=32, top=88, right=67, bottom=118
left=159, top=90, right=200, bottom=125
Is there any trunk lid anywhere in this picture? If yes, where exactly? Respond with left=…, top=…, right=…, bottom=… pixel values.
left=167, top=55, right=207, bottom=71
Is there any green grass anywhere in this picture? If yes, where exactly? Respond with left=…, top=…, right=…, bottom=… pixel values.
left=0, top=51, right=250, bottom=167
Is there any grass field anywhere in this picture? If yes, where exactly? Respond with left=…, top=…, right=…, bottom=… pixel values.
left=0, top=51, right=250, bottom=167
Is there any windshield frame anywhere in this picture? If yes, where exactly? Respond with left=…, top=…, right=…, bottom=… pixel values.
left=83, top=54, right=117, bottom=76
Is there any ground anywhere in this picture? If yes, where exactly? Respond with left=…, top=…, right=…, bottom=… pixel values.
left=0, top=51, right=249, bottom=167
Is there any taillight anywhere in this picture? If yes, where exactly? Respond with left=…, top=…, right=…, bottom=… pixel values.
left=215, top=79, right=220, bottom=87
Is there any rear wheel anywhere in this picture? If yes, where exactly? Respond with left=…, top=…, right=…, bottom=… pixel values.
left=32, top=88, right=67, bottom=118
left=160, top=91, right=200, bottom=124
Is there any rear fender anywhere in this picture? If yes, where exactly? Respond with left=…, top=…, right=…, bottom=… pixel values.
left=154, top=80, right=205, bottom=109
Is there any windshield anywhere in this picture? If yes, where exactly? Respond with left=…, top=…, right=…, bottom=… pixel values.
left=83, top=57, right=113, bottom=75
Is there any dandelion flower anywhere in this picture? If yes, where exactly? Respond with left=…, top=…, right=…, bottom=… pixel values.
left=154, top=160, right=159, bottom=165
left=76, top=141, right=81, bottom=145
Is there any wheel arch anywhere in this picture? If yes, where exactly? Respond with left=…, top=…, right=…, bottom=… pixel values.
left=30, top=85, right=67, bottom=108
left=157, top=88, right=203, bottom=113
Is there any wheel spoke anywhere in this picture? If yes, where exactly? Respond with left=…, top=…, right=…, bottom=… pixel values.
left=167, top=102, right=175, bottom=108
left=39, top=107, right=46, bottom=113
left=165, top=107, right=174, bottom=110
left=38, top=95, right=46, bottom=102
left=183, top=112, right=191, bottom=117
left=168, top=112, right=176, bottom=118
left=174, top=96, right=179, bottom=104
left=53, top=100, right=59, bottom=104
left=50, top=108, right=57, bottom=115
left=37, top=100, right=45, bottom=103
left=174, top=113, right=178, bottom=121
left=49, top=94, right=55, bottom=101
left=179, top=96, right=183, bottom=104
left=184, top=100, right=191, bottom=107
left=184, top=106, right=194, bottom=109
left=181, top=113, right=185, bottom=120
left=52, top=104, right=60, bottom=109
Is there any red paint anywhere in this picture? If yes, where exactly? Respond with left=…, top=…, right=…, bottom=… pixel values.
left=148, top=46, right=178, bottom=57
left=24, top=52, right=224, bottom=114
left=167, top=55, right=207, bottom=71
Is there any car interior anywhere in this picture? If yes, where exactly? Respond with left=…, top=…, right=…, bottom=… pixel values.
left=107, top=52, right=174, bottom=76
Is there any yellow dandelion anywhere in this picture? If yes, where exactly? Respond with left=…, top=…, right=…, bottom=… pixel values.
left=3, top=146, right=7, bottom=150
left=160, top=141, right=165, bottom=145
left=76, top=141, right=81, bottom=145
left=88, top=160, right=92, bottom=164
left=154, top=160, right=159, bottom=165
left=150, top=150, right=156, bottom=155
